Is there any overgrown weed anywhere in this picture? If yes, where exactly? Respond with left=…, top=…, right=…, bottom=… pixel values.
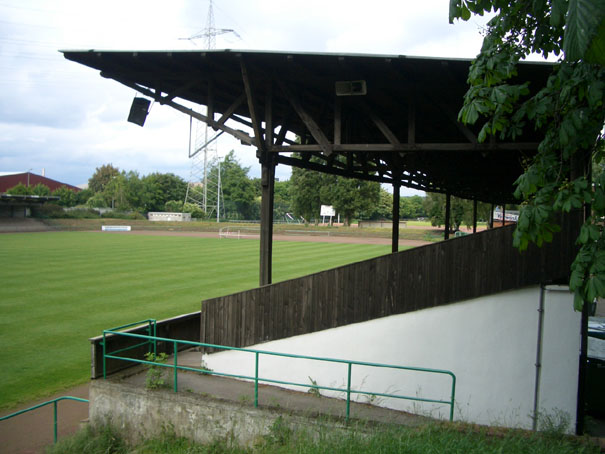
left=45, top=419, right=600, bottom=454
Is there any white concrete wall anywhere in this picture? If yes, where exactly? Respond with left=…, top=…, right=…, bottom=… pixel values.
left=147, top=212, right=191, bottom=222
left=203, top=286, right=581, bottom=431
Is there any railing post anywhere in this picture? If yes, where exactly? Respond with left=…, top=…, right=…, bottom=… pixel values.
left=449, top=373, right=457, bottom=422
left=102, top=331, right=107, bottom=380
left=53, top=400, right=58, bottom=443
left=147, top=320, right=152, bottom=354
left=153, top=320, right=157, bottom=357
left=254, top=352, right=259, bottom=408
left=346, top=363, right=352, bottom=421
left=174, top=341, right=178, bottom=393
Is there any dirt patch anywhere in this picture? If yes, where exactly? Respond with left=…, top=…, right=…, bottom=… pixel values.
left=0, top=385, right=89, bottom=454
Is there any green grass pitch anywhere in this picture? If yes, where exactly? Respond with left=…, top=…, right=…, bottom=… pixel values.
left=0, top=231, right=391, bottom=409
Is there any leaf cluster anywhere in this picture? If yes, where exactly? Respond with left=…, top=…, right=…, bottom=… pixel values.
left=450, top=0, right=605, bottom=308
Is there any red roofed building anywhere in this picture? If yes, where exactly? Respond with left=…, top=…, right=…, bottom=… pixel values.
left=0, top=172, right=81, bottom=193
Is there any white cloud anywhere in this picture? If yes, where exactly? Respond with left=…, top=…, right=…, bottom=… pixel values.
left=0, top=0, right=493, bottom=189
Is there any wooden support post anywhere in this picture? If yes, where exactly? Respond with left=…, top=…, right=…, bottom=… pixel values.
left=473, top=199, right=478, bottom=234
left=259, top=153, right=275, bottom=287
left=444, top=193, right=451, bottom=240
left=392, top=182, right=400, bottom=253
left=502, top=205, right=506, bottom=227
left=489, top=203, right=494, bottom=229
left=259, top=80, right=275, bottom=287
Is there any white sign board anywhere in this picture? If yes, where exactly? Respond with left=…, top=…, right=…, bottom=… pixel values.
left=101, top=225, right=131, bottom=232
left=320, top=205, right=335, bottom=217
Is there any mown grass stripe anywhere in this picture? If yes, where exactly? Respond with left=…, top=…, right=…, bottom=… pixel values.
left=0, top=232, right=388, bottom=409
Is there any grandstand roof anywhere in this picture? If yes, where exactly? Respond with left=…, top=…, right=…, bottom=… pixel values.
left=62, top=49, right=554, bottom=203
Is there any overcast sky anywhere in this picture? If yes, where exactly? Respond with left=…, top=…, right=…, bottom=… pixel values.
left=0, top=0, right=493, bottom=193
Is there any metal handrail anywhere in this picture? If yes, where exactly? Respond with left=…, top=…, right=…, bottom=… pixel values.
left=0, top=396, right=89, bottom=444
left=102, top=321, right=456, bottom=421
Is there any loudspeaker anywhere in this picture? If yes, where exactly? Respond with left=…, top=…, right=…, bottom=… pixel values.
left=127, top=97, right=151, bottom=126
left=335, top=80, right=367, bottom=96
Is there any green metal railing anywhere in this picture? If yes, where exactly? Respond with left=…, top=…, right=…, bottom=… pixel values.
left=0, top=396, right=89, bottom=444
left=102, top=319, right=457, bottom=421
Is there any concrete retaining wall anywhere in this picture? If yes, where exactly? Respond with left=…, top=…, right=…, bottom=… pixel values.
left=89, top=379, right=350, bottom=446
left=358, top=220, right=407, bottom=229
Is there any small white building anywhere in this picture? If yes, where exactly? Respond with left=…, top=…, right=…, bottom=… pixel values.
left=147, top=212, right=192, bottom=222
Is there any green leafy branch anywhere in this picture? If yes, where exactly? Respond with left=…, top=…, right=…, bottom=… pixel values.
left=450, top=0, right=605, bottom=309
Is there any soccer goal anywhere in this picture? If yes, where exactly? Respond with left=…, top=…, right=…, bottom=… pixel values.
left=219, top=226, right=260, bottom=239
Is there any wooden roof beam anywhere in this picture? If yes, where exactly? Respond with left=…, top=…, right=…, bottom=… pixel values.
left=216, top=92, right=246, bottom=126
left=268, top=142, right=539, bottom=153
left=361, top=101, right=402, bottom=146
left=277, top=80, right=333, bottom=156
left=240, top=58, right=266, bottom=152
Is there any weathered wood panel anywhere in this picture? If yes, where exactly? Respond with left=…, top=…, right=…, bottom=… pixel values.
left=201, top=216, right=580, bottom=348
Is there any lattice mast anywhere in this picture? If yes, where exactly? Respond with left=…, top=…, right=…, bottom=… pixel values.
left=183, top=0, right=238, bottom=218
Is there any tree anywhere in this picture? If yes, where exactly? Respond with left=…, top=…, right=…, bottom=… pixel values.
left=142, top=173, right=188, bottom=212
left=423, top=193, right=466, bottom=230
left=365, top=187, right=393, bottom=220
left=214, top=151, right=257, bottom=220
left=86, top=193, right=106, bottom=209
left=424, top=193, right=492, bottom=230
left=31, top=183, right=51, bottom=196
left=7, top=182, right=53, bottom=197
left=290, top=165, right=324, bottom=224
left=103, top=173, right=128, bottom=210
left=273, top=180, right=293, bottom=221
left=321, top=176, right=380, bottom=226
left=290, top=157, right=381, bottom=225
left=121, top=171, right=149, bottom=212
left=450, top=0, right=605, bottom=309
left=88, top=164, right=120, bottom=193
left=400, top=195, right=426, bottom=219
left=52, top=186, right=78, bottom=207
left=6, top=183, right=31, bottom=195
left=75, top=188, right=93, bottom=206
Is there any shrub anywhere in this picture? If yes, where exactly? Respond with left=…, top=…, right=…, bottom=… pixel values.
left=165, top=200, right=184, bottom=212
left=32, top=204, right=65, bottom=218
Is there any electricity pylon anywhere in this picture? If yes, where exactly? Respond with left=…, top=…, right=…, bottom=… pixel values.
left=183, top=0, right=239, bottom=219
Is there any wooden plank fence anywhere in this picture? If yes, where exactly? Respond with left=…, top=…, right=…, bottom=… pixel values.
left=201, top=216, right=580, bottom=349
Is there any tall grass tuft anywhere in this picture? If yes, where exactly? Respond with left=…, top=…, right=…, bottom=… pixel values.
left=46, top=421, right=600, bottom=454
left=45, top=424, right=127, bottom=454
